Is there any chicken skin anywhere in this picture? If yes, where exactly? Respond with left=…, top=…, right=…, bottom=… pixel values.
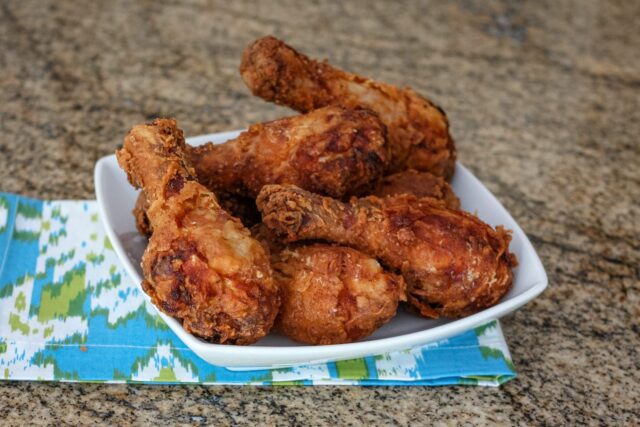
left=372, top=169, right=460, bottom=210
left=257, top=185, right=516, bottom=319
left=116, top=119, right=280, bottom=344
left=189, top=105, right=389, bottom=199
left=240, top=36, right=456, bottom=179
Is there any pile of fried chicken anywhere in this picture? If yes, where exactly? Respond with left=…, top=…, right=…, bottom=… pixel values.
left=116, top=36, right=518, bottom=346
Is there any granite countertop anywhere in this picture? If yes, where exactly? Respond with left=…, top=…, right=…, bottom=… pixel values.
left=1, top=0, right=638, bottom=424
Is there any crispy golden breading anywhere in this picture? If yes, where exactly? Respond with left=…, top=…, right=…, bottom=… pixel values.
left=240, top=36, right=456, bottom=178
left=372, top=169, right=460, bottom=209
left=271, top=244, right=404, bottom=345
left=116, top=119, right=280, bottom=345
left=257, top=185, right=516, bottom=319
left=189, top=105, right=389, bottom=199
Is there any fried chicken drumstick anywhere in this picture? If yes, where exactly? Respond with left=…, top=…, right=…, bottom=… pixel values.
left=253, top=226, right=404, bottom=344
left=117, top=119, right=280, bottom=344
left=240, top=36, right=456, bottom=178
left=190, top=105, right=389, bottom=199
left=257, top=185, right=516, bottom=318
left=273, top=245, right=404, bottom=345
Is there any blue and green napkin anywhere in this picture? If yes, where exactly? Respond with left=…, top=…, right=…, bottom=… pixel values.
left=0, top=192, right=515, bottom=386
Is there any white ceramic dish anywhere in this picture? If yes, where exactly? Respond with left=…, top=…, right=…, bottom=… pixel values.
left=94, top=130, right=547, bottom=369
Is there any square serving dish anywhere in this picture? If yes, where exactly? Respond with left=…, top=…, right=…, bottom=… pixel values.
left=94, top=130, right=547, bottom=369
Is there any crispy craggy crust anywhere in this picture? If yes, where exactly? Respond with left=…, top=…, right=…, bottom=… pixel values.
left=240, top=36, right=456, bottom=178
left=116, top=119, right=280, bottom=344
left=372, top=169, right=460, bottom=210
left=257, top=185, right=517, bottom=319
left=271, top=244, right=405, bottom=345
left=189, top=105, right=389, bottom=199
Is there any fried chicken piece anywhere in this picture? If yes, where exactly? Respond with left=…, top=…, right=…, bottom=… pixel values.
left=372, top=169, right=460, bottom=210
left=251, top=225, right=404, bottom=345
left=240, top=36, right=456, bottom=178
left=257, top=185, right=516, bottom=319
left=272, top=244, right=404, bottom=345
left=116, top=119, right=279, bottom=344
left=189, top=105, right=389, bottom=199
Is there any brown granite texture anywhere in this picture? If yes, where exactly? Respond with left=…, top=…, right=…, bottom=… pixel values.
left=1, top=0, right=638, bottom=425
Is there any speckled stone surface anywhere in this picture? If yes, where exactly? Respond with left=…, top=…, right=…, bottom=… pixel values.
left=1, top=0, right=638, bottom=425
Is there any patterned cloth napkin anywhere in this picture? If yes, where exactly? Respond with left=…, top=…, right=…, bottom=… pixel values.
left=0, top=192, right=515, bottom=386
